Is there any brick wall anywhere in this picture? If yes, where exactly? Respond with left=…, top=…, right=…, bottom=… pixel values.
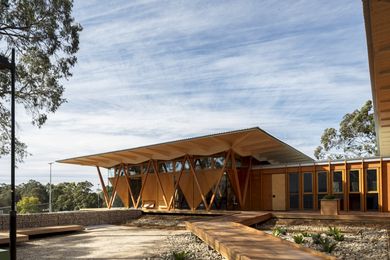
left=0, top=209, right=142, bottom=230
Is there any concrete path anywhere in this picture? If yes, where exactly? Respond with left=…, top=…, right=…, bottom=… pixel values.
left=16, top=224, right=187, bottom=259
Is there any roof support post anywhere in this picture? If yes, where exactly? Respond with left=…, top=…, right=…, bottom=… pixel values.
left=96, top=166, right=110, bottom=208
left=242, top=157, right=253, bottom=206
left=188, top=155, right=209, bottom=210
left=153, top=160, right=169, bottom=208
left=168, top=155, right=188, bottom=210
left=123, top=164, right=136, bottom=208
left=135, top=160, right=152, bottom=208
left=108, top=166, right=121, bottom=208
left=207, top=149, right=232, bottom=211
left=231, top=150, right=243, bottom=208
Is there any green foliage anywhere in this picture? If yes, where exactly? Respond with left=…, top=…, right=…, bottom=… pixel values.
left=52, top=181, right=98, bottom=211
left=0, top=0, right=82, bottom=162
left=293, top=234, right=305, bottom=244
left=172, top=251, right=192, bottom=260
left=18, top=180, right=48, bottom=204
left=319, top=237, right=337, bottom=253
left=311, top=233, right=322, bottom=244
left=322, top=195, right=336, bottom=200
left=0, top=180, right=101, bottom=212
left=314, top=100, right=377, bottom=160
left=272, top=227, right=287, bottom=237
left=327, top=227, right=344, bottom=241
left=17, top=196, right=40, bottom=213
left=301, top=232, right=311, bottom=237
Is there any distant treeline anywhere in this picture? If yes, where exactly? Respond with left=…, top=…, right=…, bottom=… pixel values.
left=0, top=180, right=123, bottom=213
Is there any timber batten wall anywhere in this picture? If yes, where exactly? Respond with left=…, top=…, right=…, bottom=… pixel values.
left=98, top=152, right=390, bottom=213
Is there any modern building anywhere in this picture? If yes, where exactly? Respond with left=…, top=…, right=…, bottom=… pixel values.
left=58, top=0, right=390, bottom=213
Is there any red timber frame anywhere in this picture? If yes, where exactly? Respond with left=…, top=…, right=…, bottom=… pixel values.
left=95, top=149, right=250, bottom=211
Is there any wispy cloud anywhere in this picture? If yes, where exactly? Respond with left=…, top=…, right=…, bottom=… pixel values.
left=0, top=0, right=371, bottom=187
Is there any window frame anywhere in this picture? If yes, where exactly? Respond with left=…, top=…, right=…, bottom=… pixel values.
left=349, top=169, right=361, bottom=194
left=332, top=170, right=344, bottom=194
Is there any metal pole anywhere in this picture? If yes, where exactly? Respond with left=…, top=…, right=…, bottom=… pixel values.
left=9, top=48, right=16, bottom=260
left=97, top=183, right=100, bottom=208
left=49, top=162, right=53, bottom=212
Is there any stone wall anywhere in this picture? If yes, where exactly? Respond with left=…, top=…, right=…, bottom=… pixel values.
left=0, top=209, right=142, bottom=230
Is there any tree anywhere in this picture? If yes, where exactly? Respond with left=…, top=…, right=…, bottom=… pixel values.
left=0, top=0, right=82, bottom=162
left=17, top=179, right=48, bottom=204
left=52, top=181, right=97, bottom=211
left=314, top=100, right=377, bottom=160
left=17, top=196, right=40, bottom=213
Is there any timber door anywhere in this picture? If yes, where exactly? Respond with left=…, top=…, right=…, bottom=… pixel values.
left=272, top=174, right=286, bottom=210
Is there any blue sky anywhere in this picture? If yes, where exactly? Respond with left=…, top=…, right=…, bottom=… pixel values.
left=0, top=1, right=371, bottom=188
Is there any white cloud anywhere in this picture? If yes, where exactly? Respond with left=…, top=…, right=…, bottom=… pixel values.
left=0, top=0, right=372, bottom=187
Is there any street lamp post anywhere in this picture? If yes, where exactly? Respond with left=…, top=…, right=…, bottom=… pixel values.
left=49, top=162, right=53, bottom=212
left=0, top=48, right=17, bottom=260
left=97, top=184, right=101, bottom=208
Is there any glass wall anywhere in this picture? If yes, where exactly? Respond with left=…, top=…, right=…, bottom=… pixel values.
left=317, top=171, right=328, bottom=208
left=303, top=172, right=313, bottom=209
left=366, top=169, right=378, bottom=211
left=332, top=171, right=344, bottom=210
left=289, top=173, right=299, bottom=209
left=349, top=170, right=360, bottom=211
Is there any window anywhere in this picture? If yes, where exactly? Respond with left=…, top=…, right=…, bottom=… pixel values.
left=332, top=171, right=343, bottom=193
left=303, top=173, right=312, bottom=193
left=349, top=170, right=360, bottom=211
left=349, top=170, right=360, bottom=192
left=366, top=169, right=378, bottom=211
left=317, top=171, right=328, bottom=209
left=317, top=171, right=327, bottom=193
left=289, top=173, right=299, bottom=209
left=366, top=169, right=377, bottom=192
left=303, top=172, right=313, bottom=209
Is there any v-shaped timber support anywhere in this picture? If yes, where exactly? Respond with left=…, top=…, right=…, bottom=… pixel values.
left=167, top=155, right=188, bottom=210
left=207, top=150, right=232, bottom=211
left=122, top=163, right=137, bottom=208
left=96, top=166, right=110, bottom=208
left=188, top=155, right=209, bottom=211
left=153, top=160, right=169, bottom=208
left=231, top=151, right=244, bottom=207
left=135, top=160, right=152, bottom=208
left=107, top=166, right=120, bottom=208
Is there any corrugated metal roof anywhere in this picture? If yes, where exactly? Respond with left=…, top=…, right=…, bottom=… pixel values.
left=57, top=127, right=313, bottom=168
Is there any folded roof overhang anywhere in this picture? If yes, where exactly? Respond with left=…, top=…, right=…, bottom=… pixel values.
left=364, top=0, right=390, bottom=156
left=57, top=127, right=313, bottom=168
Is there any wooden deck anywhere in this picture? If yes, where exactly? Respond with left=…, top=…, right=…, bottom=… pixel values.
left=17, top=225, right=84, bottom=236
left=0, top=233, right=28, bottom=245
left=186, top=212, right=335, bottom=260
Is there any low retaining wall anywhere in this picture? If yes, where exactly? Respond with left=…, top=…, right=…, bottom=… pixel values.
left=0, top=209, right=142, bottom=230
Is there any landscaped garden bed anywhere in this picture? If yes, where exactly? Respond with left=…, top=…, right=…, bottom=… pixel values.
left=255, top=219, right=389, bottom=259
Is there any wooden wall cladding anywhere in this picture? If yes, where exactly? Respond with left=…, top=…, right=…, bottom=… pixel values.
left=109, top=176, right=130, bottom=208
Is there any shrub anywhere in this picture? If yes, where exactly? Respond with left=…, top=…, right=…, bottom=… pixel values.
left=327, top=227, right=344, bottom=241
left=272, top=227, right=287, bottom=237
left=319, top=237, right=337, bottom=253
left=172, top=251, right=191, bottom=260
left=333, top=232, right=344, bottom=241
left=301, top=232, right=311, bottom=237
left=322, top=195, right=336, bottom=200
left=293, top=234, right=305, bottom=244
left=311, top=233, right=322, bottom=244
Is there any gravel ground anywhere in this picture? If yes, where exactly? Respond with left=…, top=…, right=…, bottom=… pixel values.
left=256, top=220, right=390, bottom=260
left=15, top=214, right=224, bottom=260
left=125, top=214, right=216, bottom=230
left=127, top=214, right=225, bottom=259
left=151, top=233, right=224, bottom=260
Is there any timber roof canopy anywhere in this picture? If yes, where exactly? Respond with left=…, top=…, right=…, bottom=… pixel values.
left=57, top=127, right=313, bottom=168
left=364, top=0, right=390, bottom=156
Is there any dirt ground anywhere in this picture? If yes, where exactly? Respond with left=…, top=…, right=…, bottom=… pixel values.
left=16, top=224, right=188, bottom=259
